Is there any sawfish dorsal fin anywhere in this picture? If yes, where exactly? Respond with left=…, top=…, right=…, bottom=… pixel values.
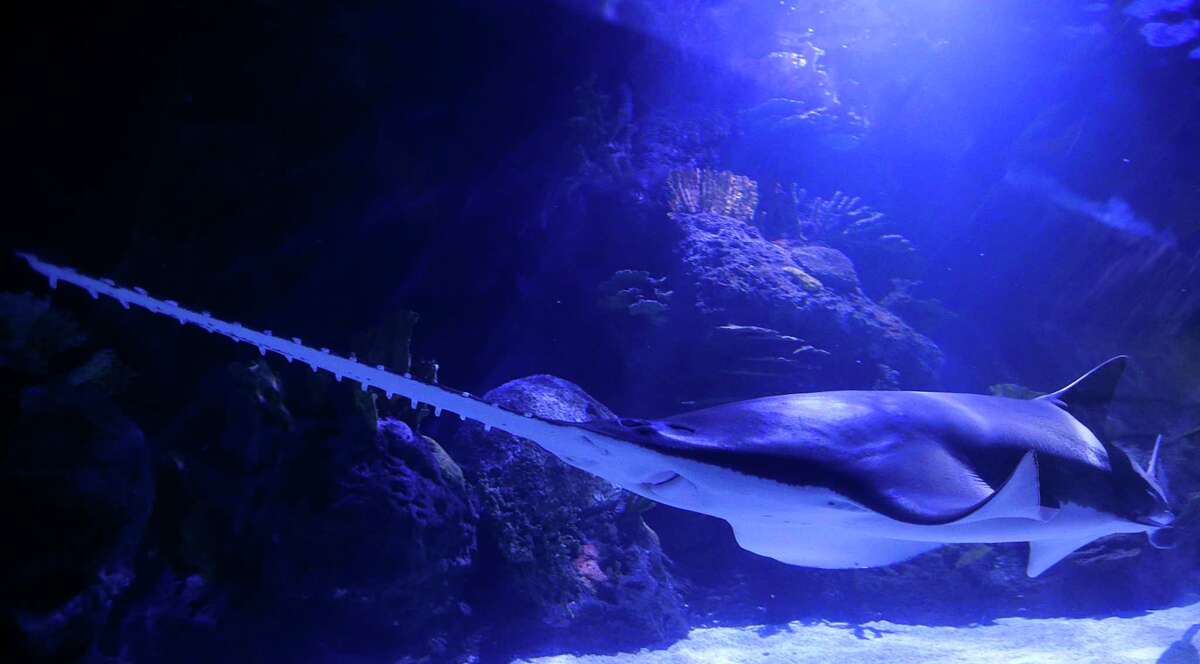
left=1036, top=356, right=1128, bottom=440
left=956, top=452, right=1051, bottom=524
left=1027, top=535, right=1096, bottom=577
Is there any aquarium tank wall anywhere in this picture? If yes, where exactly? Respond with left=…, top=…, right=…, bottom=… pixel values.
left=4, top=0, right=1199, bottom=662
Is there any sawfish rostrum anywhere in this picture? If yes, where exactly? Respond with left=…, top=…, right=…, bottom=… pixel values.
left=17, top=254, right=1175, bottom=577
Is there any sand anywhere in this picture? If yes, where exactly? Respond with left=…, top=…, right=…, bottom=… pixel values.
left=519, top=602, right=1200, bottom=664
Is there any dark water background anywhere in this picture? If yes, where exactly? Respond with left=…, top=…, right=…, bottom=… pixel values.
left=4, top=1, right=1200, bottom=661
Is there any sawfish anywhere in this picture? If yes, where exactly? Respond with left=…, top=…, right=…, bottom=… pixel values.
left=16, top=254, right=1176, bottom=577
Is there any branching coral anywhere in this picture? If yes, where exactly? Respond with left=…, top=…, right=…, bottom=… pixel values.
left=666, top=169, right=759, bottom=223
left=765, top=184, right=915, bottom=261
left=568, top=79, right=636, bottom=182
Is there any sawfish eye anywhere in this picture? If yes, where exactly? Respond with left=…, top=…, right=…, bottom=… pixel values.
left=667, top=423, right=696, bottom=433
left=824, top=499, right=865, bottom=512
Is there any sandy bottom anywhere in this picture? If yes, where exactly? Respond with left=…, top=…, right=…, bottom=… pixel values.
left=519, top=602, right=1200, bottom=664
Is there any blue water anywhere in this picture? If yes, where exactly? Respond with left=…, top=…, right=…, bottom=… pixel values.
left=4, top=1, right=1199, bottom=662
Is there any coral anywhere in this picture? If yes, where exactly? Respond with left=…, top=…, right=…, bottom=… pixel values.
left=666, top=168, right=759, bottom=223
left=1124, top=0, right=1200, bottom=57
left=351, top=310, right=440, bottom=430
left=759, top=185, right=920, bottom=290
left=598, top=270, right=673, bottom=324
left=799, top=190, right=908, bottom=255
left=568, top=79, right=636, bottom=183
left=573, top=543, right=610, bottom=590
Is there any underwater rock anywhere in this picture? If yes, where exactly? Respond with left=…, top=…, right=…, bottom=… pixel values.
left=447, top=375, right=687, bottom=660
left=112, top=362, right=476, bottom=662
left=787, top=245, right=862, bottom=294
left=878, top=279, right=959, bottom=337
left=670, top=212, right=942, bottom=387
left=3, top=385, right=151, bottom=661
left=0, top=292, right=87, bottom=377
left=0, top=294, right=151, bottom=660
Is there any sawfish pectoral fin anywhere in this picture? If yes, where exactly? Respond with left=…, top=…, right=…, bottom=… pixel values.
left=729, top=520, right=941, bottom=569
left=1026, top=534, right=1099, bottom=577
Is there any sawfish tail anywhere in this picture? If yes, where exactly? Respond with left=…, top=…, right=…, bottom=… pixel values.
left=15, top=253, right=562, bottom=442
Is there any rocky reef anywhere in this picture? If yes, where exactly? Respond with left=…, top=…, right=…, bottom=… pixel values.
left=669, top=209, right=941, bottom=390
left=2, top=297, right=151, bottom=660
left=0, top=295, right=688, bottom=663
left=447, top=375, right=686, bottom=661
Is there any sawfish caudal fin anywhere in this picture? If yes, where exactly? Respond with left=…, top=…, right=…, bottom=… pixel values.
left=15, top=253, right=567, bottom=444
left=1037, top=355, right=1128, bottom=440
